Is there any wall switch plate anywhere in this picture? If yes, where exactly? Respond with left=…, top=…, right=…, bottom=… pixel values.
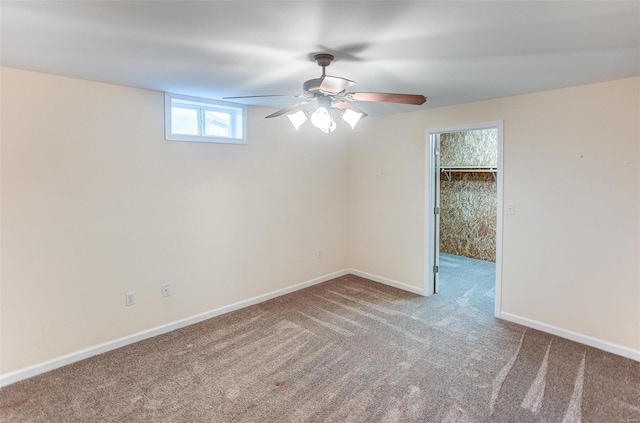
left=126, top=292, right=136, bottom=306
left=161, top=283, right=171, bottom=298
left=506, top=203, right=515, bottom=215
left=317, top=249, right=322, bottom=259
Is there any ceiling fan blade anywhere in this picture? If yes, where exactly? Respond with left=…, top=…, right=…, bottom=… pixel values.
left=319, top=76, right=355, bottom=95
left=331, top=100, right=369, bottom=117
left=223, top=94, right=310, bottom=100
left=345, top=92, right=427, bottom=105
left=264, top=99, right=317, bottom=119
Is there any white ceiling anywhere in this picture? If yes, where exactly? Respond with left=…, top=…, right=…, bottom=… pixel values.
left=2, top=1, right=639, bottom=116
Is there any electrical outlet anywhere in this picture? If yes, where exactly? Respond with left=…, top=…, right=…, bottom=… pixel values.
left=125, top=292, right=136, bottom=307
left=318, top=249, right=322, bottom=259
left=161, top=283, right=171, bottom=298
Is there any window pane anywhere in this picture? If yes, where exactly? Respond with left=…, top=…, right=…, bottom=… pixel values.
left=204, top=110, right=231, bottom=137
left=171, top=106, right=199, bottom=135
left=165, top=93, right=245, bottom=144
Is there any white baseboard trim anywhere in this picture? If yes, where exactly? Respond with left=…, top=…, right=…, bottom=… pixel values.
left=499, top=312, right=640, bottom=362
left=0, top=269, right=350, bottom=388
left=349, top=268, right=426, bottom=296
left=11, top=271, right=633, bottom=388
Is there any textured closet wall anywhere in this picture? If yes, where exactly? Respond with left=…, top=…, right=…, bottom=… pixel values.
left=440, top=130, right=497, bottom=166
left=440, top=130, right=497, bottom=261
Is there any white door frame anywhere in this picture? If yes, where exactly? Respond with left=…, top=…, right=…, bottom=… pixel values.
left=424, top=121, right=504, bottom=317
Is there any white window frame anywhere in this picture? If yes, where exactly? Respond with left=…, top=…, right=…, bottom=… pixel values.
left=164, top=93, right=247, bottom=144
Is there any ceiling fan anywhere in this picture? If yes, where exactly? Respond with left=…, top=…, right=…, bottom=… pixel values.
left=224, top=53, right=427, bottom=133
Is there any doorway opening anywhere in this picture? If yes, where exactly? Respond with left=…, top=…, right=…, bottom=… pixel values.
left=425, top=122, right=503, bottom=317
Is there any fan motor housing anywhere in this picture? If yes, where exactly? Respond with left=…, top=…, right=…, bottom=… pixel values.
left=314, top=53, right=334, bottom=67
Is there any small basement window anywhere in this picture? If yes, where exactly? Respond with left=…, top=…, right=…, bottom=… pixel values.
left=165, top=93, right=246, bottom=144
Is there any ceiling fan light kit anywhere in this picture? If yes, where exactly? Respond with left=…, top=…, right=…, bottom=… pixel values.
left=224, top=53, right=427, bottom=133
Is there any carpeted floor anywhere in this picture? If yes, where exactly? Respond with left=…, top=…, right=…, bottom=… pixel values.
left=1, top=254, right=638, bottom=422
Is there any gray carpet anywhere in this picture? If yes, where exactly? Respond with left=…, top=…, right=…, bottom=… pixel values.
left=1, top=254, right=638, bottom=422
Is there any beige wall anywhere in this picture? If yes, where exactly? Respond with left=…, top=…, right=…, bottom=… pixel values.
left=0, top=67, right=349, bottom=373
left=2, top=68, right=638, bottom=376
left=349, top=77, right=640, bottom=351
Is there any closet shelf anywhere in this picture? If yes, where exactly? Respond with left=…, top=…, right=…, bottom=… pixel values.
left=440, top=166, right=497, bottom=181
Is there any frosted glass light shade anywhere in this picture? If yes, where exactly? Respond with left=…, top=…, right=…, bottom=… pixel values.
left=310, top=107, right=332, bottom=130
left=287, top=110, right=308, bottom=130
left=342, top=109, right=364, bottom=129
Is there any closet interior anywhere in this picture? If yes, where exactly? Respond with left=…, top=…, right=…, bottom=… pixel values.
left=437, top=129, right=498, bottom=293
